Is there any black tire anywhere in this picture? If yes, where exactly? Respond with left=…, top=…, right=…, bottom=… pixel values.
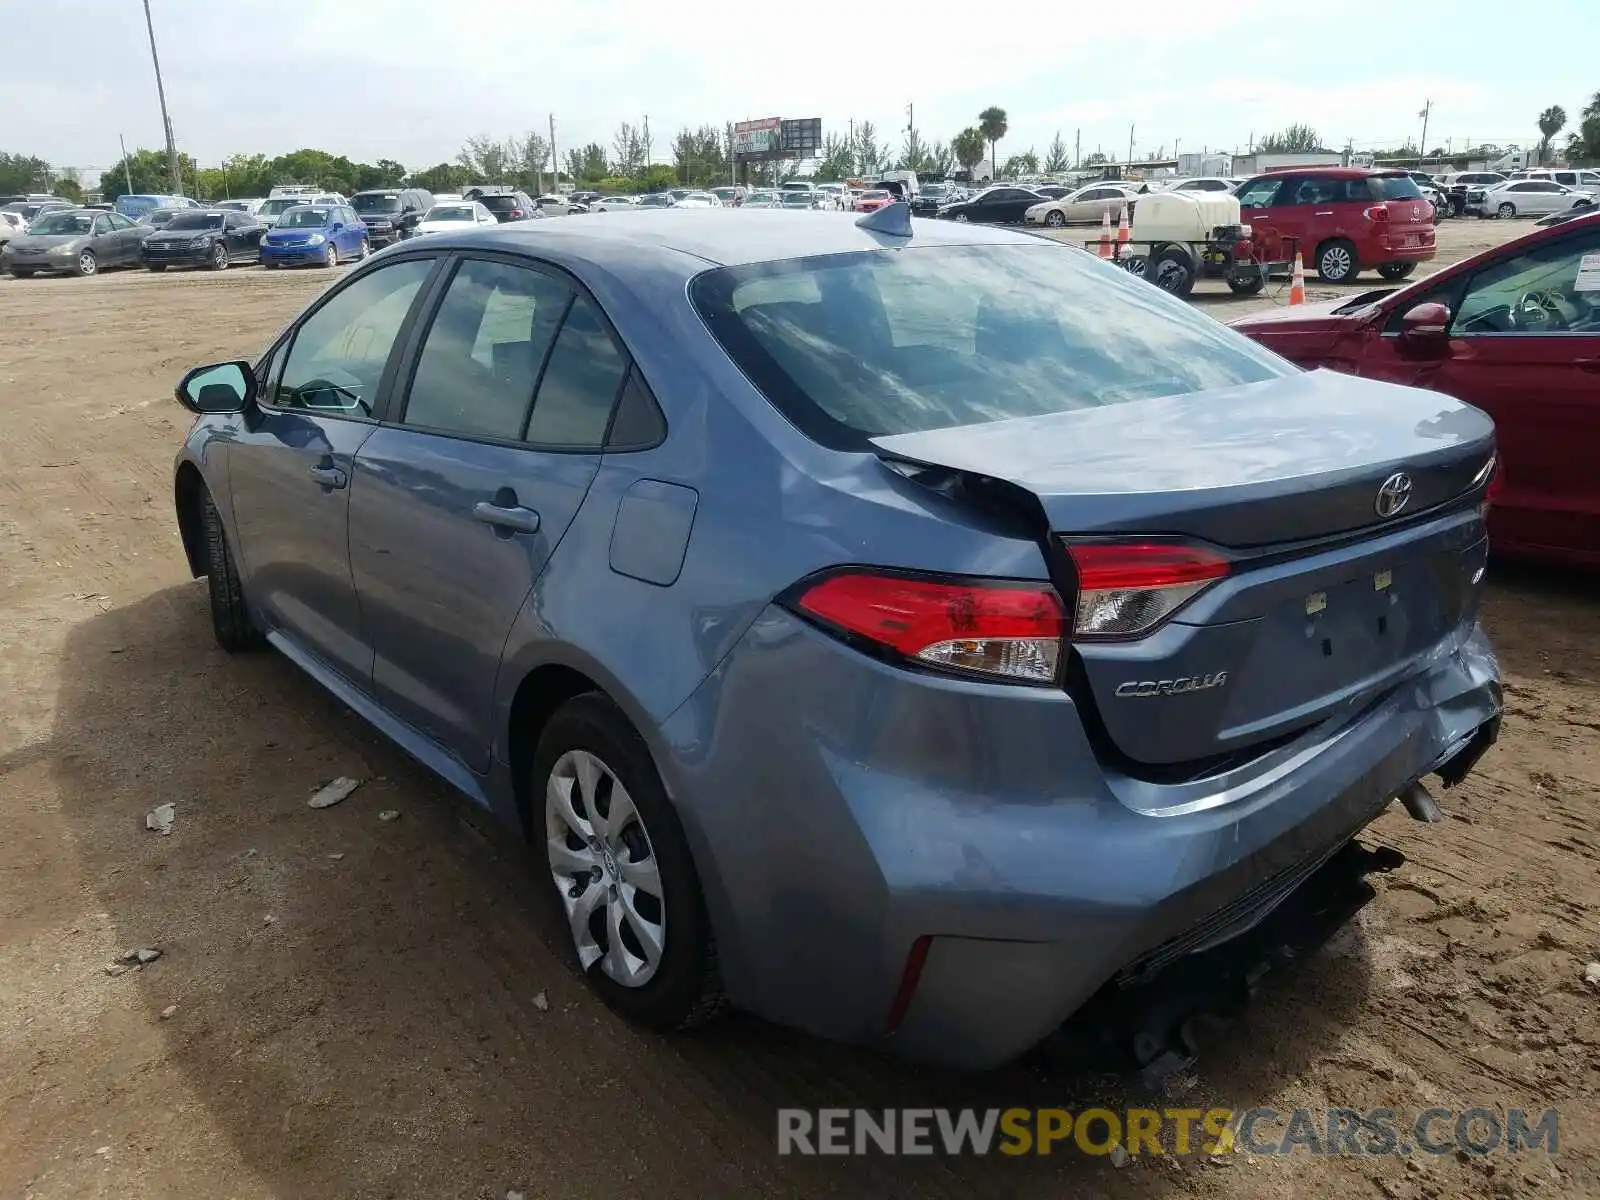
left=199, top=488, right=261, bottom=652
left=10, top=268, right=35, bottom=278
left=1497, top=202, right=1516, bottom=219
left=1377, top=262, right=1416, bottom=281
left=146, top=263, right=166, bottom=272
left=531, top=693, right=724, bottom=1032
left=1315, top=238, right=1360, bottom=284
left=1226, top=270, right=1266, bottom=295
left=210, top=242, right=229, bottom=271
left=73, top=249, right=97, bottom=278
left=1148, top=246, right=1196, bottom=296
left=1044, top=210, right=1066, bottom=228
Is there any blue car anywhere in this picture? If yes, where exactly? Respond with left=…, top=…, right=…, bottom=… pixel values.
left=259, top=203, right=368, bottom=268
left=169, top=207, right=1502, bottom=1070
left=114, top=193, right=201, bottom=221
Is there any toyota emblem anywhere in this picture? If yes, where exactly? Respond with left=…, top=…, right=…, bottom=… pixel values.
left=1375, top=472, right=1413, bottom=518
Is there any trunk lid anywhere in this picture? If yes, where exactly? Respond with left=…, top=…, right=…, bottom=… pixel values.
left=872, top=371, right=1494, bottom=767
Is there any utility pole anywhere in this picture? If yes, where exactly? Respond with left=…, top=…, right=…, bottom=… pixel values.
left=642, top=115, right=651, bottom=171
left=1074, top=128, right=1080, bottom=168
left=141, top=0, right=181, bottom=196
left=1418, top=99, right=1432, bottom=167
left=118, top=133, right=135, bottom=197
left=548, top=113, right=558, bottom=193
left=1127, top=123, right=1135, bottom=167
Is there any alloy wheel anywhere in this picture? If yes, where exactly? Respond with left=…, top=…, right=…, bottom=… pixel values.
left=77, top=250, right=97, bottom=277
left=212, top=243, right=228, bottom=270
left=545, top=749, right=666, bottom=989
left=1320, top=245, right=1353, bottom=281
left=325, top=243, right=338, bottom=268
left=1045, top=210, right=1065, bottom=227
left=1497, top=202, right=1515, bottom=219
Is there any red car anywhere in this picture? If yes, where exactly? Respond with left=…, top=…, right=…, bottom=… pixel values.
left=1234, top=168, right=1436, bottom=284
left=1232, top=211, right=1600, bottom=567
left=854, top=189, right=893, bottom=214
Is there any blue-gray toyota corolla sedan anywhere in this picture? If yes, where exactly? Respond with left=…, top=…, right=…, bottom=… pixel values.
left=170, top=206, right=1503, bottom=1070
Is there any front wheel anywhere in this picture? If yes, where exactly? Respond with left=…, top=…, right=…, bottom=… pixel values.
left=1377, top=262, right=1416, bottom=281
left=953, top=212, right=969, bottom=222
left=356, top=237, right=370, bottom=261
left=146, top=263, right=166, bottom=272
left=534, top=694, right=724, bottom=1031
left=322, top=242, right=338, bottom=268
left=210, top=242, right=229, bottom=271
left=1316, top=239, right=1359, bottom=284
left=74, top=249, right=97, bottom=277
left=9, top=268, right=35, bottom=278
left=1226, top=270, right=1266, bottom=295
left=199, top=487, right=262, bottom=652
left=1497, top=202, right=1516, bottom=219
left=1044, top=210, right=1066, bottom=228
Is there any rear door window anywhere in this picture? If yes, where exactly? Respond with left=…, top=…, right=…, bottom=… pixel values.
left=1235, top=177, right=1284, bottom=209
left=401, top=257, right=572, bottom=441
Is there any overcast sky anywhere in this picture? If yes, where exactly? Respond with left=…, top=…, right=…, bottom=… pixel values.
left=6, top=0, right=1595, bottom=176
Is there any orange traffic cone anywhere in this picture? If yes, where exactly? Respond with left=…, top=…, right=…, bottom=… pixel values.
left=1116, top=203, right=1131, bottom=248
left=1098, top=209, right=1113, bottom=259
left=1288, top=255, right=1306, bottom=305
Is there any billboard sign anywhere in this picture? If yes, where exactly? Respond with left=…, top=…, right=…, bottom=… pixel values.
left=734, top=118, right=781, bottom=156
left=780, top=118, right=822, bottom=156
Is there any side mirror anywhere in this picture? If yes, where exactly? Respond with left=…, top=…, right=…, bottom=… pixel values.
left=1400, top=301, right=1451, bottom=342
left=176, top=361, right=255, bottom=414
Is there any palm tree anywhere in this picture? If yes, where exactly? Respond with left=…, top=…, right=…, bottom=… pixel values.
left=1537, top=105, right=1567, bottom=165
left=978, top=107, right=1008, bottom=182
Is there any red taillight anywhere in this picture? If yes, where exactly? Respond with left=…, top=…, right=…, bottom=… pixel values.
left=1364, top=205, right=1391, bottom=223
left=509, top=209, right=522, bottom=217
left=793, top=570, right=1065, bottom=684
left=885, top=935, right=932, bottom=1035
left=1066, top=541, right=1230, bottom=639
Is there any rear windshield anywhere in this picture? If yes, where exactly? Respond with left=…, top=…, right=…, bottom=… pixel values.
left=690, top=244, right=1290, bottom=446
left=260, top=198, right=306, bottom=216
left=426, top=206, right=474, bottom=221
left=479, top=196, right=524, bottom=210
left=353, top=194, right=402, bottom=213
left=1368, top=175, right=1425, bottom=201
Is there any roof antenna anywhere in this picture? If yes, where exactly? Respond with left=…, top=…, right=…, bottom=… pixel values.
left=855, top=200, right=912, bottom=238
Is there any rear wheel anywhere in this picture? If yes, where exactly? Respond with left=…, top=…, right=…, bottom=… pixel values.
left=1315, top=239, right=1359, bottom=284
left=1497, top=201, right=1516, bottom=219
left=534, top=694, right=724, bottom=1031
left=1044, top=210, right=1066, bottom=228
left=74, top=249, right=98, bottom=278
left=357, top=237, right=370, bottom=260
left=1377, top=262, right=1416, bottom=281
left=1148, top=246, right=1196, bottom=296
left=199, top=487, right=262, bottom=652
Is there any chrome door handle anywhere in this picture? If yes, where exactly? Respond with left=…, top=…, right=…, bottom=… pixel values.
left=472, top=501, right=541, bottom=534
left=1315, top=210, right=1334, bottom=216
left=307, top=464, right=347, bottom=488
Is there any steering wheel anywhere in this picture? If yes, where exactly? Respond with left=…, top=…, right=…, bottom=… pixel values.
left=1509, top=291, right=1557, bottom=330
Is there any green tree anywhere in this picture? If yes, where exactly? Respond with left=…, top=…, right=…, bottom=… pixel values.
left=408, top=162, right=471, bottom=193
left=457, top=135, right=510, bottom=183
left=978, top=106, right=1008, bottom=180
left=567, top=143, right=610, bottom=185
left=1536, top=105, right=1567, bottom=165
left=814, top=133, right=855, bottom=182
left=99, top=148, right=199, bottom=201
left=1003, top=150, right=1039, bottom=178
left=54, top=170, right=84, bottom=203
left=355, top=158, right=408, bottom=190
left=1084, top=151, right=1108, bottom=167
left=0, top=152, right=53, bottom=194
left=952, top=127, right=986, bottom=175
left=1043, top=131, right=1070, bottom=174
left=1257, top=124, right=1323, bottom=153
left=899, top=126, right=929, bottom=174
left=926, top=141, right=954, bottom=179
left=853, top=120, right=883, bottom=177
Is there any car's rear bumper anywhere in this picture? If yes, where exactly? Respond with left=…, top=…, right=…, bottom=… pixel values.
left=658, top=609, right=1501, bottom=1069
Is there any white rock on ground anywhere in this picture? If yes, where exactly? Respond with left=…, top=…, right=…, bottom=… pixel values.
left=308, top=776, right=362, bottom=809
left=1584, top=962, right=1600, bottom=990
left=144, top=803, right=175, bottom=835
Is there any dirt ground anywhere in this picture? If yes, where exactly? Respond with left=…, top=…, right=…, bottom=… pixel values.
left=0, top=218, right=1596, bottom=1200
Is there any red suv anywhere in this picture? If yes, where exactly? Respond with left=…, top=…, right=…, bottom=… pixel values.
left=1234, top=168, right=1436, bottom=284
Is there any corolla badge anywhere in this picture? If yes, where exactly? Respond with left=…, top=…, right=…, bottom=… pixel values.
left=1114, top=672, right=1228, bottom=699
left=1375, top=472, right=1414, bottom=518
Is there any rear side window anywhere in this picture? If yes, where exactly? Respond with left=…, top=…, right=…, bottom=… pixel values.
left=1367, top=175, right=1425, bottom=201
left=690, top=244, right=1290, bottom=447
left=403, top=258, right=572, bottom=441
left=525, top=295, right=629, bottom=447
left=1286, top=177, right=1369, bottom=204
left=1234, top=177, right=1284, bottom=208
